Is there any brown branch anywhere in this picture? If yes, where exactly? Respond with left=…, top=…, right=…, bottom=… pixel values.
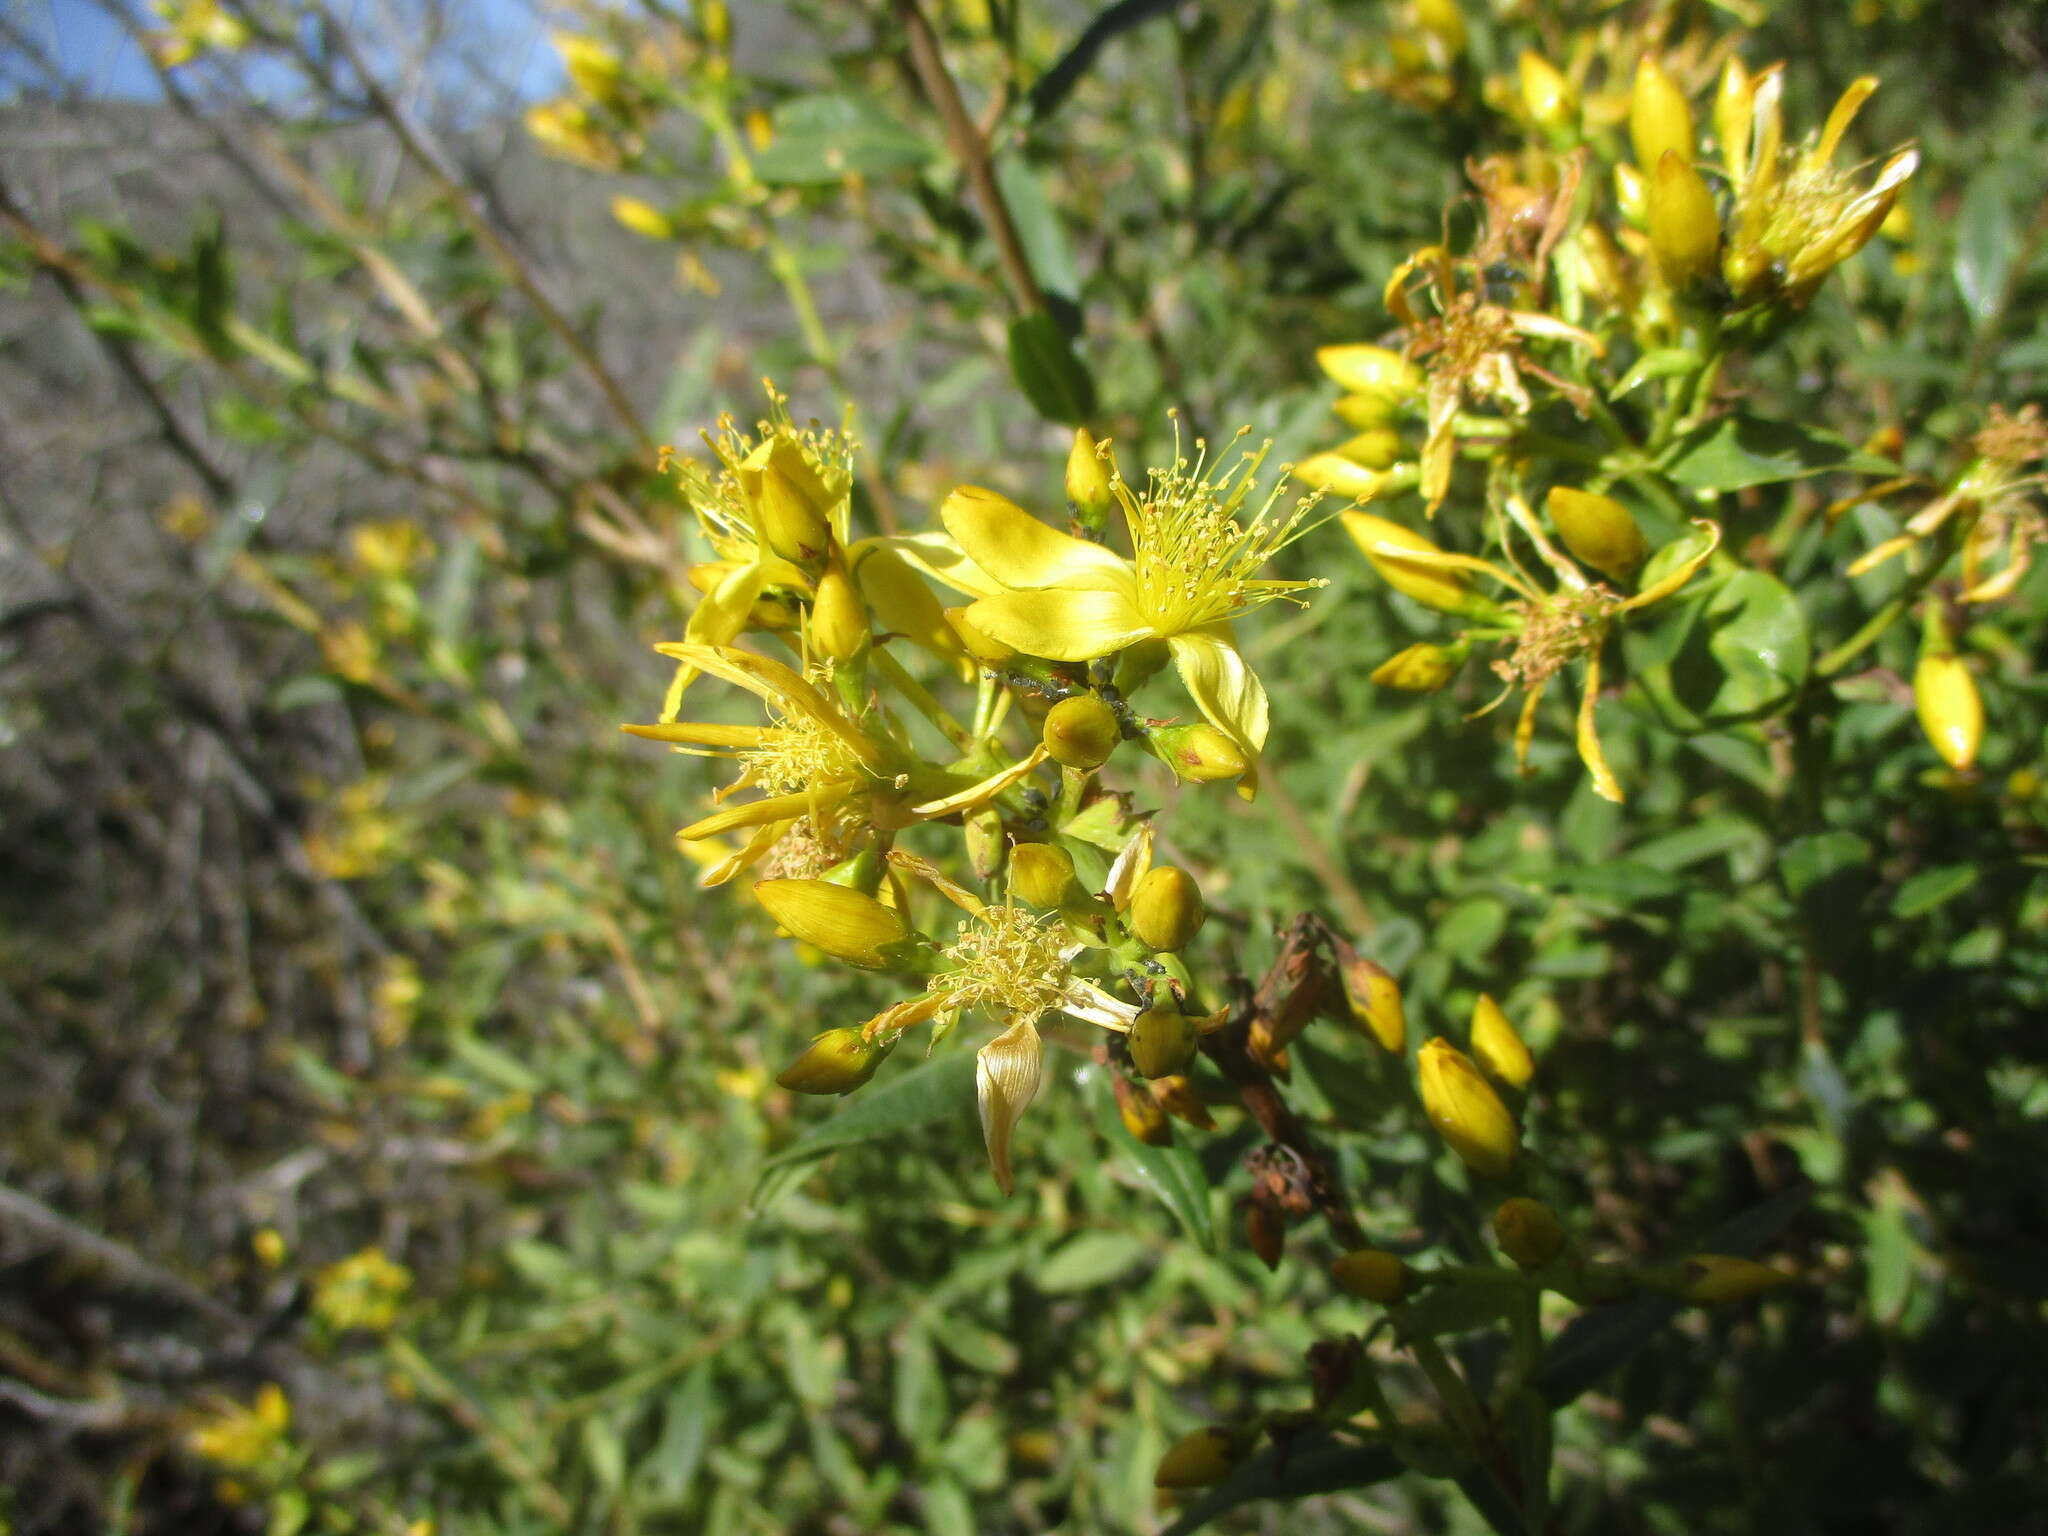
left=893, top=0, right=1045, bottom=317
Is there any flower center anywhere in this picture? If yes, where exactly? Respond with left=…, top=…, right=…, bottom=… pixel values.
left=929, top=905, right=1070, bottom=1021
left=742, top=706, right=869, bottom=796
left=1114, top=427, right=1324, bottom=635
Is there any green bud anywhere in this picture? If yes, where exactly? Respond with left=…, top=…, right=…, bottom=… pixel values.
left=1154, top=1427, right=1249, bottom=1490
left=1546, top=487, right=1648, bottom=581
left=1009, top=842, right=1076, bottom=908
left=1152, top=723, right=1249, bottom=783
left=1129, top=866, right=1206, bottom=952
left=1370, top=642, right=1463, bottom=692
left=776, top=1027, right=886, bottom=1095
left=1042, top=694, right=1121, bottom=770
left=1492, top=1197, right=1566, bottom=1268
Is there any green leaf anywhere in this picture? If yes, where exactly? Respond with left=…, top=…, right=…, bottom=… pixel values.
left=1665, top=415, right=1897, bottom=492
left=892, top=1324, right=947, bottom=1445
left=1954, top=162, right=2019, bottom=325
left=1159, top=1432, right=1402, bottom=1536
left=1083, top=1065, right=1215, bottom=1246
left=1627, top=569, right=1810, bottom=731
left=646, top=1365, right=714, bottom=1502
left=751, top=95, right=935, bottom=185
left=1892, top=863, right=1979, bottom=919
left=1007, top=312, right=1097, bottom=426
left=757, top=1051, right=977, bottom=1175
left=1536, top=1185, right=1811, bottom=1407
left=1035, top=1231, right=1152, bottom=1293
left=1630, top=814, right=1768, bottom=874
left=994, top=157, right=1079, bottom=304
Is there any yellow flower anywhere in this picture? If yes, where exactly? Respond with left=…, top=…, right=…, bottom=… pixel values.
left=312, top=1247, right=412, bottom=1333
left=1717, top=63, right=1918, bottom=308
left=943, top=430, right=1325, bottom=792
left=763, top=852, right=1138, bottom=1194
left=624, top=644, right=1044, bottom=887
left=188, top=1384, right=290, bottom=1470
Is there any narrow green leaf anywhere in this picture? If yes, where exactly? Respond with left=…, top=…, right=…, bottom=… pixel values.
left=1892, top=864, right=1979, bottom=919
left=758, top=1050, right=977, bottom=1172
left=1035, top=1231, right=1152, bottom=1293
left=1954, top=162, right=2019, bottom=325
left=1007, top=312, right=1097, bottom=426
left=1665, top=415, right=1897, bottom=492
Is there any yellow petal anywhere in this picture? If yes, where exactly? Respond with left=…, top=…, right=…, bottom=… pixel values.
left=964, top=586, right=1152, bottom=663
left=1621, top=520, right=1722, bottom=610
left=700, top=819, right=790, bottom=887
left=940, top=486, right=1130, bottom=590
left=1576, top=651, right=1624, bottom=803
left=652, top=643, right=886, bottom=769
left=869, top=530, right=1007, bottom=600
left=1167, top=628, right=1269, bottom=761
left=676, top=780, right=857, bottom=841
left=622, top=721, right=770, bottom=748
left=910, top=745, right=1050, bottom=817
left=976, top=1021, right=1044, bottom=1196
left=849, top=541, right=970, bottom=668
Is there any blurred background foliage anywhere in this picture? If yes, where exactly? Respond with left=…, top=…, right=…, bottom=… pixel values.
left=0, top=0, right=2045, bottom=1532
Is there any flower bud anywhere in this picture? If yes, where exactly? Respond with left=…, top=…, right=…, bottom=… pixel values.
left=1914, top=651, right=1982, bottom=771
left=1152, top=723, right=1249, bottom=783
left=753, top=878, right=909, bottom=966
left=747, top=440, right=835, bottom=566
left=1517, top=51, right=1576, bottom=136
left=1677, top=1254, right=1794, bottom=1303
left=1714, top=57, right=1752, bottom=180
left=1630, top=57, right=1694, bottom=174
left=1647, top=149, right=1721, bottom=287
left=1315, top=345, right=1421, bottom=399
left=1331, top=1249, right=1412, bottom=1304
left=1334, top=391, right=1403, bottom=431
left=1370, top=642, right=1462, bottom=693
left=1341, top=955, right=1406, bottom=1053
left=1492, top=1197, right=1566, bottom=1268
left=1546, top=486, right=1648, bottom=581
left=807, top=560, right=869, bottom=664
left=610, top=195, right=674, bottom=240
left=1114, top=1074, right=1174, bottom=1146
left=1342, top=512, right=1507, bottom=621
left=1009, top=842, right=1076, bottom=908
left=1291, top=454, right=1393, bottom=502
left=1128, top=1005, right=1199, bottom=1079
left=1337, top=428, right=1405, bottom=471
left=1129, top=866, right=1206, bottom=952
left=1154, top=1428, right=1248, bottom=1490
left=1469, top=994, right=1534, bottom=1091
left=1414, top=0, right=1465, bottom=58
left=1065, top=427, right=1115, bottom=531
left=1042, top=693, right=1121, bottom=770
left=963, top=805, right=1005, bottom=883
left=776, top=1027, right=886, bottom=1095
left=1416, top=1038, right=1519, bottom=1179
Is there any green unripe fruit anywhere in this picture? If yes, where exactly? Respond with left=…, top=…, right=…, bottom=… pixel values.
left=1009, top=842, right=1076, bottom=908
left=1331, top=1249, right=1412, bottom=1303
left=1129, top=865, right=1206, bottom=951
left=1042, top=694, right=1121, bottom=770
left=1493, top=1197, right=1566, bottom=1268
left=1128, top=1006, right=1198, bottom=1079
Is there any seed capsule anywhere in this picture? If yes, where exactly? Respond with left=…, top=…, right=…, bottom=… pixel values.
left=1416, top=1037, right=1519, bottom=1178
left=776, top=1027, right=885, bottom=1095
left=1331, top=1249, right=1412, bottom=1304
left=1042, top=694, right=1122, bottom=770
left=1129, top=866, right=1206, bottom=952
left=1493, top=1197, right=1566, bottom=1268
left=1128, top=1006, right=1199, bottom=1079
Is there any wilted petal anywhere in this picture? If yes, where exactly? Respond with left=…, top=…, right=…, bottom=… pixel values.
left=941, top=486, right=1131, bottom=590
left=677, top=780, right=857, bottom=841
left=699, top=819, right=791, bottom=888
left=910, top=745, right=1049, bottom=817
left=976, top=1021, right=1044, bottom=1196
left=1575, top=652, right=1624, bottom=804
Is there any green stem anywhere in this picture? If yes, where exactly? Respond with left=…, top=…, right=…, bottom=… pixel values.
left=1814, top=526, right=1960, bottom=679
left=872, top=648, right=973, bottom=751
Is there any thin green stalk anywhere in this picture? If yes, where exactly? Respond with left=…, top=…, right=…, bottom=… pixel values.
left=872, top=648, right=973, bottom=751
left=1814, top=524, right=1962, bottom=679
